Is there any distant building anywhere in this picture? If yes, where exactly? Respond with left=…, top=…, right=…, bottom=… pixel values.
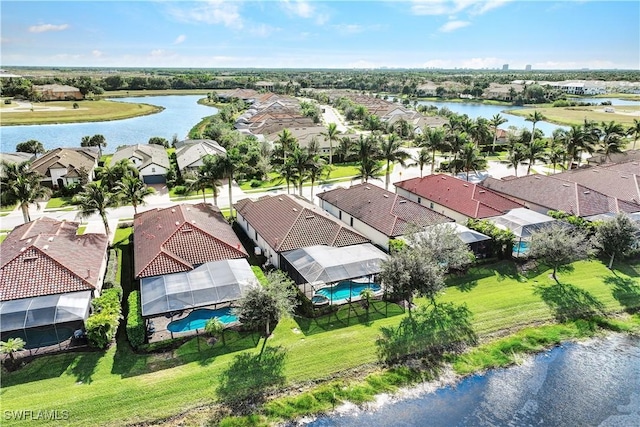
left=525, top=64, right=532, bottom=71
left=32, top=84, right=83, bottom=101
left=502, top=64, right=509, bottom=71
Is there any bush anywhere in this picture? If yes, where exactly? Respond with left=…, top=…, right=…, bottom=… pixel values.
left=102, top=249, right=123, bottom=300
left=173, top=185, right=188, bottom=195
left=250, top=179, right=262, bottom=188
left=52, top=183, right=83, bottom=198
left=126, top=291, right=145, bottom=348
left=73, top=102, right=79, bottom=109
left=85, top=288, right=122, bottom=349
left=4, top=99, right=11, bottom=105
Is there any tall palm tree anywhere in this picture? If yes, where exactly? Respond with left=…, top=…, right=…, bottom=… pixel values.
left=444, top=131, right=469, bottom=175
left=5, top=173, right=50, bottom=223
left=627, top=118, right=640, bottom=150
left=321, top=123, right=341, bottom=165
left=380, top=134, right=411, bottom=190
left=353, top=135, right=380, bottom=184
left=74, top=182, right=117, bottom=238
left=358, top=158, right=384, bottom=184
left=489, top=114, right=508, bottom=152
left=420, top=127, right=445, bottom=175
left=560, top=125, right=585, bottom=170
left=116, top=175, right=154, bottom=216
left=336, top=136, right=353, bottom=163
left=505, top=143, right=527, bottom=177
left=415, top=148, right=431, bottom=178
left=289, top=147, right=313, bottom=195
left=469, top=117, right=491, bottom=149
left=307, top=155, right=328, bottom=201
left=216, top=152, right=238, bottom=218
left=598, top=121, right=626, bottom=162
left=194, top=155, right=224, bottom=205
left=278, top=160, right=296, bottom=195
left=458, top=142, right=487, bottom=181
left=525, top=111, right=546, bottom=145
left=525, top=139, right=548, bottom=175
left=546, top=142, right=566, bottom=174
left=97, top=159, right=138, bottom=189
left=277, top=128, right=298, bottom=164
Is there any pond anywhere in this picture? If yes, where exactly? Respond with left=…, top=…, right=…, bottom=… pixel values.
left=305, top=334, right=640, bottom=427
left=0, top=95, right=217, bottom=152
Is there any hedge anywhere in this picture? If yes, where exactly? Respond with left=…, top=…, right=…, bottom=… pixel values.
left=126, top=291, right=145, bottom=349
left=102, top=249, right=122, bottom=300
left=85, top=288, right=122, bottom=349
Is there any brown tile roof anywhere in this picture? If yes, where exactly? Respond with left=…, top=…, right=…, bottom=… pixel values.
left=317, top=184, right=453, bottom=238
left=0, top=218, right=108, bottom=301
left=30, top=147, right=98, bottom=179
left=133, top=203, right=247, bottom=278
left=395, top=174, right=523, bottom=219
left=482, top=174, right=640, bottom=217
left=234, top=194, right=369, bottom=252
left=557, top=162, right=640, bottom=204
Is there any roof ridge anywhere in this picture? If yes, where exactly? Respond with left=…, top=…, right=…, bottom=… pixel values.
left=31, top=245, right=96, bottom=289
left=278, top=204, right=308, bottom=251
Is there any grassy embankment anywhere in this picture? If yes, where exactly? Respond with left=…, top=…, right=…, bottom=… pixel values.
left=507, top=105, right=640, bottom=127
left=2, top=252, right=639, bottom=427
left=0, top=100, right=163, bottom=126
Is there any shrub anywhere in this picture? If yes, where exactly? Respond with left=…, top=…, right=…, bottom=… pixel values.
left=126, top=291, right=145, bottom=349
left=85, top=288, right=122, bottom=349
left=73, top=102, right=79, bottom=109
left=4, top=99, right=11, bottom=105
left=173, top=185, right=188, bottom=195
left=250, top=179, right=262, bottom=188
left=102, top=249, right=122, bottom=297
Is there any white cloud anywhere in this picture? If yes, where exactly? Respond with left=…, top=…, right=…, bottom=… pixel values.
left=28, top=23, right=69, bottom=33
left=92, top=50, right=103, bottom=58
left=281, top=0, right=315, bottom=18
left=250, top=24, right=278, bottom=37
left=331, top=23, right=386, bottom=35
left=439, top=20, right=470, bottom=32
left=173, top=35, right=187, bottom=45
left=170, top=1, right=243, bottom=29
left=151, top=49, right=166, bottom=57
left=411, top=0, right=511, bottom=16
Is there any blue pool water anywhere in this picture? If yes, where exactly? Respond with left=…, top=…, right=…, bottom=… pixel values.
left=167, top=307, right=237, bottom=333
left=513, top=240, right=530, bottom=255
left=315, top=281, right=382, bottom=303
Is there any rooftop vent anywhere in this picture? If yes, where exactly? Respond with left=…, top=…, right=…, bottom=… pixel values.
left=383, top=194, right=389, bottom=198
left=365, top=186, right=370, bottom=190
left=48, top=236, right=54, bottom=242
left=192, top=220, right=196, bottom=224
left=562, top=183, right=571, bottom=187
left=479, top=190, right=486, bottom=194
left=278, top=197, right=283, bottom=201
left=621, top=175, right=629, bottom=179
left=583, top=191, right=590, bottom=194
left=399, top=200, right=407, bottom=204
left=463, top=184, right=469, bottom=187
left=42, top=245, right=49, bottom=250
left=175, top=221, right=180, bottom=226
left=171, top=208, right=176, bottom=213
left=293, top=208, right=298, bottom=212
left=305, top=215, right=314, bottom=219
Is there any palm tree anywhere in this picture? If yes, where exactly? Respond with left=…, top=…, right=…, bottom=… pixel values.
left=380, top=134, right=411, bottom=190
left=336, top=136, right=353, bottom=163
left=525, top=111, right=546, bottom=145
left=0, top=337, right=26, bottom=362
left=458, top=142, right=487, bottom=181
left=546, top=143, right=566, bottom=174
left=561, top=125, right=585, bottom=170
left=2, top=163, right=50, bottom=223
left=358, top=158, right=384, bottom=184
left=307, top=155, right=328, bottom=201
left=321, top=123, right=341, bottom=165
left=627, top=118, right=640, bottom=150
left=469, top=117, right=491, bottom=149
left=16, top=139, right=46, bottom=158
left=277, top=128, right=298, bottom=164
left=97, top=159, right=138, bottom=189
left=353, top=135, right=380, bottom=184
left=74, top=182, right=117, bottom=238
left=289, top=147, right=314, bottom=196
left=116, top=175, right=154, bottom=216
left=505, top=143, right=527, bottom=177
left=598, top=121, right=626, bottom=162
left=420, top=127, right=445, bottom=175
left=216, top=152, right=238, bottom=218
left=489, top=114, right=508, bottom=152
left=444, top=131, right=469, bottom=175
left=415, top=148, right=431, bottom=178
left=525, top=139, right=548, bottom=175
left=194, top=155, right=224, bottom=205
left=205, top=317, right=226, bottom=346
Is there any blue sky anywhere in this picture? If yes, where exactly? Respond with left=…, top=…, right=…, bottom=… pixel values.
left=2, top=1, right=639, bottom=70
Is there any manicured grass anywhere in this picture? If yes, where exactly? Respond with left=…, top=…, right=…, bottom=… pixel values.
left=2, top=259, right=638, bottom=426
left=45, top=197, right=73, bottom=209
left=1, top=100, right=163, bottom=126
left=507, top=106, right=640, bottom=126
left=239, top=164, right=361, bottom=191
left=0, top=234, right=7, bottom=243
left=76, top=226, right=87, bottom=235
left=0, top=203, right=16, bottom=212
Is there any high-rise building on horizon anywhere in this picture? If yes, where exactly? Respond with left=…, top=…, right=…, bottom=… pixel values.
left=525, top=64, right=532, bottom=71
left=502, top=64, right=509, bottom=71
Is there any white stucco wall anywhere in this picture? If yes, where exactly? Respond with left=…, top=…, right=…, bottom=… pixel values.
left=236, top=212, right=280, bottom=268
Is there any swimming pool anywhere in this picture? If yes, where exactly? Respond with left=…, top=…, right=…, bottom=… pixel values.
left=513, top=240, right=530, bottom=256
left=315, top=280, right=382, bottom=304
left=167, top=307, right=237, bottom=333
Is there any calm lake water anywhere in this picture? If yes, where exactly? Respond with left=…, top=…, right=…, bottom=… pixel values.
left=0, top=95, right=217, bottom=152
left=306, top=334, right=640, bottom=427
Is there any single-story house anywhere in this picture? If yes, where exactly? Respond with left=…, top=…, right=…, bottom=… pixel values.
left=175, top=139, right=227, bottom=174
left=317, top=183, right=453, bottom=252
left=394, top=174, right=524, bottom=223
left=110, top=144, right=170, bottom=184
left=32, top=84, right=83, bottom=101
left=234, top=194, right=370, bottom=269
left=0, top=218, right=108, bottom=348
left=30, top=147, right=99, bottom=189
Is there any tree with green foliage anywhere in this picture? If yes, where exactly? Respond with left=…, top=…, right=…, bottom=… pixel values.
left=419, top=127, right=446, bottom=175
left=489, top=114, right=508, bottom=152
left=205, top=317, right=226, bottom=346
left=597, top=121, right=626, bottom=162
left=525, top=139, right=548, bottom=175
left=16, top=140, right=45, bottom=157
left=188, top=155, right=223, bottom=205
left=414, top=147, right=431, bottom=178
left=594, top=213, right=639, bottom=269
left=528, top=223, right=591, bottom=283
left=627, top=118, right=640, bottom=150
left=147, top=136, right=169, bottom=148
left=380, top=134, right=411, bottom=190
left=1, top=161, right=50, bottom=223
left=81, top=134, right=107, bottom=157
left=277, top=128, right=298, bottom=164
left=74, top=182, right=118, bottom=238
left=456, top=142, right=487, bottom=181
left=321, top=122, right=341, bottom=165
left=0, top=337, right=26, bottom=362
left=97, top=159, right=138, bottom=189
left=116, top=175, right=154, bottom=216
left=505, top=142, right=527, bottom=177
left=525, top=111, right=546, bottom=145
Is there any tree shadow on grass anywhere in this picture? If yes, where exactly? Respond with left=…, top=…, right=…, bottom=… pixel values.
left=216, top=346, right=287, bottom=414
left=67, top=351, right=103, bottom=385
left=534, top=282, right=606, bottom=322
left=603, top=275, right=640, bottom=313
left=294, top=300, right=405, bottom=336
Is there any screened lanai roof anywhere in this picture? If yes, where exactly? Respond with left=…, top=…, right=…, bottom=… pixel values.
left=0, top=291, right=91, bottom=333
left=488, top=208, right=556, bottom=238
left=406, top=223, right=490, bottom=245
left=141, top=258, right=257, bottom=317
left=282, top=243, right=388, bottom=285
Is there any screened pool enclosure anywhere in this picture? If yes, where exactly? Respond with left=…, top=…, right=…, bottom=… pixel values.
left=0, top=291, right=91, bottom=349
left=140, top=258, right=257, bottom=317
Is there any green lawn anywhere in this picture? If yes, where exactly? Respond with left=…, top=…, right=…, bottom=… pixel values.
left=0, top=234, right=7, bottom=243
left=45, top=197, right=74, bottom=209
left=2, top=258, right=638, bottom=426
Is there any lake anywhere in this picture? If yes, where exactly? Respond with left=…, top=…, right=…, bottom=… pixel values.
left=0, top=95, right=217, bottom=153
left=306, top=334, right=640, bottom=427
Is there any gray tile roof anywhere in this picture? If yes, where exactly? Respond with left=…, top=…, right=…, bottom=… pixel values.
left=111, top=144, right=170, bottom=170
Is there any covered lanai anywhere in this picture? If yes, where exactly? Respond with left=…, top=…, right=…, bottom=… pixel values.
left=487, top=208, right=557, bottom=256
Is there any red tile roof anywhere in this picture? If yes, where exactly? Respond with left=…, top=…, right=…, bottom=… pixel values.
left=317, top=183, right=452, bottom=237
left=234, top=194, right=369, bottom=252
left=133, top=203, right=247, bottom=278
left=394, top=174, right=523, bottom=219
left=0, top=218, right=108, bottom=301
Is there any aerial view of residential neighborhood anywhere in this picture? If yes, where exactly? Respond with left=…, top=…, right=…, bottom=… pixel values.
left=1, top=1, right=639, bottom=426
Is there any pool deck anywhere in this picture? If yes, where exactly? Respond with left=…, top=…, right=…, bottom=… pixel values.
left=146, top=304, right=236, bottom=344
